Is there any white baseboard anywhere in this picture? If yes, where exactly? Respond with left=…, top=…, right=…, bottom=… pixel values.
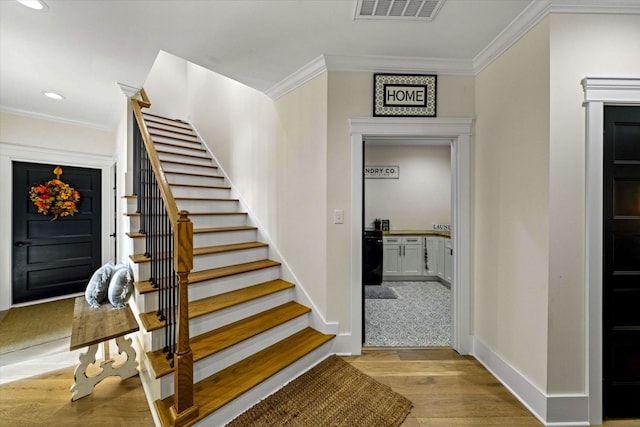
left=472, top=337, right=589, bottom=427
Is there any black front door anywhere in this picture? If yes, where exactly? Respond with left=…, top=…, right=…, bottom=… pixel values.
left=603, top=106, right=640, bottom=418
left=12, top=162, right=102, bottom=304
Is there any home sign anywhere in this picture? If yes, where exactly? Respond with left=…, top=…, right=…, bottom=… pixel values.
left=374, top=73, right=436, bottom=117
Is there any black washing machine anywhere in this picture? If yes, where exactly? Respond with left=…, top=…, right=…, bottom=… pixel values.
left=363, top=230, right=383, bottom=285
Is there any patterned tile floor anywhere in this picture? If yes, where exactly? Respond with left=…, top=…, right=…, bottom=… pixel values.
left=364, top=281, right=451, bottom=347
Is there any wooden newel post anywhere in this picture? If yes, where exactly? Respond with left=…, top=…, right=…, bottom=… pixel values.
left=170, top=211, right=198, bottom=426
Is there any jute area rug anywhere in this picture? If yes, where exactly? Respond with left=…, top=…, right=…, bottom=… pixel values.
left=228, top=355, right=412, bottom=427
left=0, top=298, right=74, bottom=355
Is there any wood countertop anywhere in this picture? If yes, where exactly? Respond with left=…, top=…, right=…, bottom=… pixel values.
left=383, top=230, right=451, bottom=238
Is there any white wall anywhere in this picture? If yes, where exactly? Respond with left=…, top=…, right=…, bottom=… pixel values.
left=547, top=13, right=640, bottom=395
left=0, top=112, right=116, bottom=310
left=364, top=144, right=451, bottom=230
left=474, top=17, right=550, bottom=391
left=143, top=51, right=189, bottom=121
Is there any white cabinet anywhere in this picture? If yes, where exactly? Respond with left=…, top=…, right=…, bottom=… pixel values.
left=382, top=236, right=402, bottom=276
left=382, top=235, right=423, bottom=277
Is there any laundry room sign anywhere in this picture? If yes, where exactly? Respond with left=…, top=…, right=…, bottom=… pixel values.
left=365, top=165, right=399, bottom=179
left=373, top=73, right=437, bottom=117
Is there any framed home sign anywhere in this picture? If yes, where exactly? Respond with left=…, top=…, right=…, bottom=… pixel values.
left=373, top=73, right=437, bottom=117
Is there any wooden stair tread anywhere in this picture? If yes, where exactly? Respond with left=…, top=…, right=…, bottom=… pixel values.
left=195, top=225, right=257, bottom=234
left=139, top=279, right=294, bottom=332
left=155, top=328, right=334, bottom=425
left=147, top=301, right=311, bottom=378
left=190, top=259, right=280, bottom=284
left=130, top=241, right=268, bottom=264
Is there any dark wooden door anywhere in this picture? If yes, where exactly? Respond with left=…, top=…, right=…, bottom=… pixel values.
left=603, top=106, right=640, bottom=418
left=12, top=162, right=102, bottom=304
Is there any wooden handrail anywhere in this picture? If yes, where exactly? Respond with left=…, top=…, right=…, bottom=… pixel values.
left=131, top=95, right=179, bottom=230
left=131, top=91, right=198, bottom=426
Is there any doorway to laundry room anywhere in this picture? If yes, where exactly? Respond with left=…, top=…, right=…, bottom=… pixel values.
left=362, top=138, right=453, bottom=347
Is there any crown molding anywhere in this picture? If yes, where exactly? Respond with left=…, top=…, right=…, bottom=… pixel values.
left=549, top=0, right=640, bottom=14
left=265, top=56, right=327, bottom=100
left=474, top=0, right=640, bottom=74
left=324, top=54, right=475, bottom=75
left=473, top=0, right=550, bottom=74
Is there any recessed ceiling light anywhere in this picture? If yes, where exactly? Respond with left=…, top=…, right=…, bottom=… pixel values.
left=43, top=91, right=65, bottom=100
left=16, top=0, right=48, bottom=11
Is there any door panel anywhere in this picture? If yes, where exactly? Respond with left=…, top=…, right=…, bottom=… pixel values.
left=12, top=162, right=102, bottom=304
left=603, top=106, right=640, bottom=418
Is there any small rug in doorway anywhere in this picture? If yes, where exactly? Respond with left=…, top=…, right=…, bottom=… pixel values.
left=0, top=298, right=74, bottom=355
left=365, top=285, right=398, bottom=299
left=227, top=355, right=412, bottom=427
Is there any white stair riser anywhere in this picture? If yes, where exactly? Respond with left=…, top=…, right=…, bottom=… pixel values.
left=134, top=289, right=157, bottom=315
left=194, top=229, right=257, bottom=247
left=189, top=214, right=247, bottom=228
left=130, top=237, right=146, bottom=254
left=128, top=214, right=247, bottom=233
left=146, top=289, right=295, bottom=351
left=161, top=162, right=218, bottom=175
left=175, top=199, right=239, bottom=213
left=157, top=314, right=310, bottom=398
left=157, top=152, right=212, bottom=166
left=134, top=247, right=268, bottom=278
left=153, top=144, right=207, bottom=158
left=166, top=173, right=223, bottom=186
left=193, top=247, right=268, bottom=271
left=129, top=228, right=257, bottom=256
left=126, top=216, right=141, bottom=233
left=188, top=266, right=282, bottom=302
left=170, top=185, right=229, bottom=199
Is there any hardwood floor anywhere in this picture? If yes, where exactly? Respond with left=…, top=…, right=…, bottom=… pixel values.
left=1, top=346, right=638, bottom=426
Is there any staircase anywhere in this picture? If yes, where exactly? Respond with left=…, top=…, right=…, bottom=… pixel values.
left=125, top=111, right=335, bottom=426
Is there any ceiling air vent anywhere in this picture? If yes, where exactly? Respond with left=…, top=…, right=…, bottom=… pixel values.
left=354, top=0, right=445, bottom=21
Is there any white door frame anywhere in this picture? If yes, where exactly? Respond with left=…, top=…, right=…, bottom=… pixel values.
left=582, top=77, right=640, bottom=424
left=348, top=117, right=473, bottom=355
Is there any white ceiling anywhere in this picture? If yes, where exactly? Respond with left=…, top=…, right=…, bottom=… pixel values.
left=0, top=0, right=634, bottom=131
